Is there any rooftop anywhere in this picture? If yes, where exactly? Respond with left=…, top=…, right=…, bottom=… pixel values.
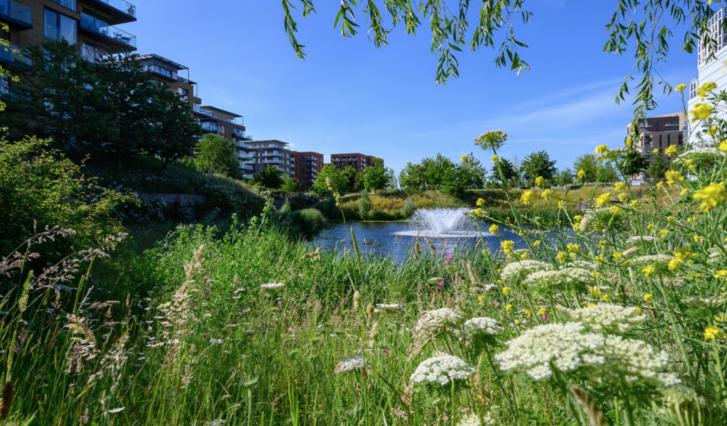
left=136, top=54, right=188, bottom=71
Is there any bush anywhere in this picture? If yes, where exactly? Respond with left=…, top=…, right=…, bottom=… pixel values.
left=292, top=208, right=328, bottom=238
left=358, top=189, right=373, bottom=219
left=0, top=137, right=126, bottom=255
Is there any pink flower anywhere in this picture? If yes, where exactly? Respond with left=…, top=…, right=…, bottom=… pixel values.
left=444, top=253, right=454, bottom=265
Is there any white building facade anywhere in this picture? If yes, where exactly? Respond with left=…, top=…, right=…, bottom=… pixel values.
left=689, top=8, right=727, bottom=146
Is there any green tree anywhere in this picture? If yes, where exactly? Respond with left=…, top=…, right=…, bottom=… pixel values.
left=313, top=164, right=348, bottom=196
left=491, top=158, right=519, bottom=187
left=647, top=154, right=670, bottom=181
left=358, top=189, right=373, bottom=219
left=280, top=174, right=299, bottom=192
left=614, top=149, right=648, bottom=178
left=253, top=165, right=285, bottom=189
left=458, top=153, right=487, bottom=189
left=574, top=154, right=599, bottom=183
left=193, top=134, right=240, bottom=178
left=363, top=159, right=394, bottom=192
left=0, top=42, right=199, bottom=165
left=520, top=150, right=556, bottom=186
left=555, top=169, right=575, bottom=186
left=596, top=162, right=619, bottom=183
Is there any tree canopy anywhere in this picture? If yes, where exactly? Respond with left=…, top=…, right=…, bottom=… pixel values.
left=194, top=134, right=240, bottom=178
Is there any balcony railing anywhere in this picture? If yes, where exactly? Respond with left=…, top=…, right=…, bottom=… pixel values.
left=80, top=13, right=137, bottom=49
left=88, top=0, right=136, bottom=18
left=80, top=43, right=109, bottom=64
left=0, top=0, right=32, bottom=28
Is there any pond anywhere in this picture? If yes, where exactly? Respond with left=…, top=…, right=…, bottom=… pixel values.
left=313, top=208, right=533, bottom=263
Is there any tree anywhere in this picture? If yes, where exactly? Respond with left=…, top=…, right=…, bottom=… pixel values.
left=458, top=153, right=487, bottom=189
left=555, top=169, right=575, bottom=186
left=0, top=42, right=199, bottom=165
left=647, top=154, right=670, bottom=181
left=363, top=159, right=394, bottom=192
left=253, top=165, right=285, bottom=190
left=614, top=149, right=648, bottom=178
left=280, top=174, right=299, bottom=192
left=313, top=164, right=348, bottom=196
left=491, top=158, right=519, bottom=187
left=596, top=162, right=619, bottom=183
left=520, top=150, right=556, bottom=186
left=193, top=134, right=240, bottom=178
left=574, top=154, right=599, bottom=183
left=281, top=1, right=715, bottom=113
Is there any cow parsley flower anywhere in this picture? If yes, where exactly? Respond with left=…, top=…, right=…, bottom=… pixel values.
left=601, top=335, right=680, bottom=387
left=334, top=355, right=367, bottom=373
left=565, top=304, right=645, bottom=333
left=410, top=354, right=474, bottom=386
left=522, top=268, right=592, bottom=291
left=496, top=323, right=605, bottom=380
left=413, top=308, right=462, bottom=341
left=500, top=260, right=553, bottom=283
left=464, top=317, right=504, bottom=337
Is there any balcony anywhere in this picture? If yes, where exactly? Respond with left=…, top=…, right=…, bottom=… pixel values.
left=232, top=128, right=250, bottom=139
left=80, top=43, right=109, bottom=64
left=84, top=0, right=136, bottom=24
left=0, top=43, right=31, bottom=66
left=79, top=13, right=137, bottom=51
left=0, top=0, right=32, bottom=30
left=200, top=122, right=223, bottom=133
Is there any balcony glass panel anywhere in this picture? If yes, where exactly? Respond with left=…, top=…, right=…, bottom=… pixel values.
left=90, top=0, right=136, bottom=17
left=0, top=0, right=32, bottom=26
left=80, top=13, right=136, bottom=48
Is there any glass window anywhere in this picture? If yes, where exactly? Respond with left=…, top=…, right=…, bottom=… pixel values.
left=53, top=0, right=77, bottom=11
left=44, top=9, right=77, bottom=44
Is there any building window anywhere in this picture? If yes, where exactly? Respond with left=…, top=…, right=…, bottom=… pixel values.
left=52, top=0, right=77, bottom=11
left=44, top=9, right=77, bottom=44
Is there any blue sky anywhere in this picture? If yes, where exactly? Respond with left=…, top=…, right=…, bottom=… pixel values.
left=126, top=0, right=696, bottom=174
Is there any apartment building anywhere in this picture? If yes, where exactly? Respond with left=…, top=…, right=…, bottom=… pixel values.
left=194, top=105, right=254, bottom=179
left=292, top=151, right=323, bottom=191
left=0, top=0, right=137, bottom=66
left=245, top=140, right=295, bottom=177
left=633, top=113, right=687, bottom=159
left=688, top=7, right=727, bottom=145
left=331, top=153, right=382, bottom=170
left=136, top=54, right=201, bottom=108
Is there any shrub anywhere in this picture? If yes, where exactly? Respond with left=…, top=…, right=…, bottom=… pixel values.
left=358, top=189, right=373, bottom=219
left=0, top=137, right=126, bottom=255
left=292, top=208, right=328, bottom=238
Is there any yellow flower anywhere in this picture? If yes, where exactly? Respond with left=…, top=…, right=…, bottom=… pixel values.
left=642, top=293, right=654, bottom=304
left=576, top=169, right=586, bottom=180
left=589, top=286, right=602, bottom=297
left=693, top=183, right=727, bottom=211
left=716, top=314, right=727, bottom=323
left=691, top=103, right=715, bottom=121
left=518, top=250, right=529, bottom=260
left=534, top=176, right=545, bottom=187
left=665, top=145, right=678, bottom=157
left=566, top=243, right=580, bottom=254
left=502, top=286, right=511, bottom=296
left=720, top=140, right=727, bottom=154
left=652, top=148, right=660, bottom=155
left=693, top=235, right=704, bottom=244
left=601, top=293, right=611, bottom=302
left=491, top=154, right=499, bottom=163
left=674, top=83, right=687, bottom=93
left=595, top=192, right=611, bottom=208
left=715, top=270, right=727, bottom=279
left=520, top=190, right=536, bottom=206
left=523, top=309, right=532, bottom=320
left=489, top=224, right=499, bottom=235
left=614, top=182, right=627, bottom=192
left=477, top=294, right=486, bottom=303
left=617, top=193, right=629, bottom=203
left=595, top=144, right=609, bottom=155
left=537, top=306, right=548, bottom=316
left=613, top=251, right=623, bottom=261
left=697, top=81, right=717, bottom=98
left=532, top=239, right=542, bottom=248
left=595, top=255, right=605, bottom=265
left=656, top=181, right=665, bottom=190
left=704, top=325, right=724, bottom=341
left=556, top=251, right=568, bottom=264
left=659, top=229, right=670, bottom=239
left=500, top=240, right=515, bottom=255
left=609, top=206, right=622, bottom=215
left=541, top=189, right=552, bottom=200
left=505, top=303, right=513, bottom=313
left=642, top=265, right=657, bottom=277
left=665, top=170, right=684, bottom=188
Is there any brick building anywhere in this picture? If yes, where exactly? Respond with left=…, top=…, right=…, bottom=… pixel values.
left=292, top=151, right=323, bottom=190
left=331, top=153, right=382, bottom=170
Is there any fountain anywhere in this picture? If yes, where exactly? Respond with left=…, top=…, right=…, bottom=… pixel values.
left=393, top=208, right=485, bottom=238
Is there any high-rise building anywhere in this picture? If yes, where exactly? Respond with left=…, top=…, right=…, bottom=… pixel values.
left=688, top=7, right=727, bottom=144
left=245, top=140, right=295, bottom=178
left=136, top=54, right=201, bottom=108
left=331, top=153, right=382, bottom=170
left=292, top=151, right=323, bottom=191
left=1, top=0, right=137, bottom=66
left=632, top=113, right=687, bottom=159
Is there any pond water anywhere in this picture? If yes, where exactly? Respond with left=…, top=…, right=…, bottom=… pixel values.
left=313, top=208, right=532, bottom=263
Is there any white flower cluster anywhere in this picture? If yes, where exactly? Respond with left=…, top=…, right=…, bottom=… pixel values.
left=496, top=322, right=680, bottom=387
left=567, top=260, right=597, bottom=270
left=602, top=335, right=681, bottom=386
left=464, top=317, right=503, bottom=337
left=410, top=354, right=474, bottom=386
left=334, top=355, right=367, bottom=374
left=260, top=282, right=285, bottom=291
left=496, top=323, right=604, bottom=380
left=626, top=236, right=656, bottom=246
left=457, top=412, right=495, bottom=426
left=413, top=308, right=462, bottom=341
left=565, top=304, right=645, bottom=333
left=629, top=255, right=674, bottom=268
left=522, top=267, right=592, bottom=290
left=500, top=260, right=553, bottom=283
